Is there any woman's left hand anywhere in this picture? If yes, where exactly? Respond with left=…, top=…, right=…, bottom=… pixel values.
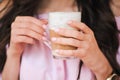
left=51, top=21, right=112, bottom=80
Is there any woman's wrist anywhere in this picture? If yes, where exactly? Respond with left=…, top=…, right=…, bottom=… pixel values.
left=3, top=47, right=21, bottom=80
left=95, top=70, right=112, bottom=80
left=95, top=64, right=113, bottom=80
left=94, top=51, right=113, bottom=80
left=7, top=47, right=22, bottom=59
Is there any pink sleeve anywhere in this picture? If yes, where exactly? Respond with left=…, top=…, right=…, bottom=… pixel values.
left=0, top=74, right=2, bottom=80
left=116, top=16, right=120, bottom=64
left=117, top=48, right=120, bottom=64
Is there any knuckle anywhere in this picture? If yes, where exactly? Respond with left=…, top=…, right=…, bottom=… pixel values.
left=24, top=22, right=35, bottom=29
left=58, top=38, right=62, bottom=42
left=26, top=17, right=33, bottom=21
left=73, top=50, right=80, bottom=57
left=11, top=29, right=15, bottom=35
left=25, top=16, right=31, bottom=19
left=36, top=35, right=41, bottom=40
left=87, top=35, right=93, bottom=42
left=90, top=30, right=94, bottom=35
left=11, top=28, right=17, bottom=35
left=76, top=32, right=81, bottom=39
left=23, top=22, right=31, bottom=28
left=11, top=22, right=16, bottom=29
left=62, top=28, right=66, bottom=32
left=85, top=44, right=89, bottom=50
left=80, top=50, right=87, bottom=58
left=81, top=23, right=86, bottom=26
left=31, top=39, right=34, bottom=43
left=81, top=23, right=86, bottom=29
left=12, top=36, right=18, bottom=43
left=63, top=32, right=68, bottom=36
left=76, top=41, right=81, bottom=47
left=31, top=18, right=37, bottom=22
left=77, top=42, right=81, bottom=48
left=15, top=16, right=21, bottom=21
left=29, top=22, right=35, bottom=26
left=27, top=17, right=38, bottom=23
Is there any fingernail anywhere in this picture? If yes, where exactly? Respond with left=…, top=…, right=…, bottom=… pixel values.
left=51, top=37, right=57, bottom=41
left=67, top=21, right=73, bottom=24
left=42, top=25, right=47, bottom=29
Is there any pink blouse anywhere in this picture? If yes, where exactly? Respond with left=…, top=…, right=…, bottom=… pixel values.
left=116, top=16, right=120, bottom=65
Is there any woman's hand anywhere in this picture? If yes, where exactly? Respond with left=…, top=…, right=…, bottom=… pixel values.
left=8, top=16, right=47, bottom=58
left=2, top=16, right=48, bottom=80
left=51, top=21, right=112, bottom=80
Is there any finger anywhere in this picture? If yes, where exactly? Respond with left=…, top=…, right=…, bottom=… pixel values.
left=54, top=49, right=86, bottom=58
left=13, top=28, right=44, bottom=41
left=51, top=37, right=85, bottom=48
left=12, top=22, right=46, bottom=36
left=13, top=36, right=35, bottom=44
left=53, top=28, right=86, bottom=40
left=15, top=16, right=48, bottom=28
left=68, top=21, right=93, bottom=34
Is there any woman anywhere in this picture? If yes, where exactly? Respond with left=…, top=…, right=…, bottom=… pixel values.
left=0, top=0, right=120, bottom=80
left=0, top=0, right=12, bottom=18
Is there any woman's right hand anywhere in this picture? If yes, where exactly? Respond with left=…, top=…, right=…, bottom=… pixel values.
left=8, top=16, right=48, bottom=57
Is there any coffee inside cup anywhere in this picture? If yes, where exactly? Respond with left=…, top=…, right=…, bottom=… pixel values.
left=50, top=29, right=77, bottom=50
